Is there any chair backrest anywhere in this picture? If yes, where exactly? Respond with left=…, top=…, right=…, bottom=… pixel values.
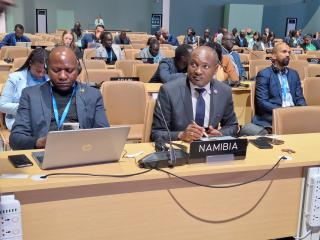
left=83, top=59, right=106, bottom=70
left=132, top=43, right=146, bottom=50
left=302, top=77, right=320, bottom=105
left=161, top=49, right=175, bottom=58
left=79, top=69, right=123, bottom=84
left=305, top=64, right=320, bottom=78
left=115, top=59, right=142, bottom=77
left=143, top=98, right=156, bottom=142
left=12, top=57, right=27, bottom=71
left=249, top=59, right=271, bottom=80
left=3, top=46, right=30, bottom=60
left=249, top=51, right=265, bottom=60
left=133, top=63, right=159, bottom=83
left=83, top=48, right=97, bottom=60
left=288, top=60, right=309, bottom=81
left=255, top=65, right=270, bottom=78
left=100, top=81, right=149, bottom=141
left=295, top=54, right=315, bottom=61
left=250, top=81, right=256, bottom=117
left=124, top=49, right=140, bottom=60
left=239, top=53, right=250, bottom=64
left=272, top=106, right=320, bottom=134
left=160, top=44, right=173, bottom=50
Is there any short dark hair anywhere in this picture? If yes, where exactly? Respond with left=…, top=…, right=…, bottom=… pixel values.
left=175, top=44, right=192, bottom=61
left=100, top=31, right=112, bottom=42
left=16, top=48, right=49, bottom=72
left=14, top=24, right=24, bottom=31
left=149, top=38, right=160, bottom=48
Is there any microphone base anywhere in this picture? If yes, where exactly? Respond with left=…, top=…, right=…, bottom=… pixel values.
left=138, top=150, right=189, bottom=169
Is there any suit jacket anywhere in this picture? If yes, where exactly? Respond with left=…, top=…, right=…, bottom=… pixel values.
left=235, top=36, right=248, bottom=47
left=96, top=44, right=125, bottom=61
left=9, top=81, right=109, bottom=150
left=252, top=67, right=306, bottom=127
left=149, top=58, right=186, bottom=83
left=0, top=69, right=49, bottom=130
left=151, top=77, right=238, bottom=141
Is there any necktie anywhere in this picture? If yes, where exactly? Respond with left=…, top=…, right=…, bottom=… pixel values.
left=195, top=88, right=206, bottom=127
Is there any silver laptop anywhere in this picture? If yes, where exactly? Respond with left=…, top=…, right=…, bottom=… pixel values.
left=16, top=42, right=32, bottom=48
left=32, top=126, right=130, bottom=170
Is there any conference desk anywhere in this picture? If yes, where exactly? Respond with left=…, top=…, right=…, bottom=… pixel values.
left=144, top=82, right=252, bottom=126
left=1, top=133, right=320, bottom=239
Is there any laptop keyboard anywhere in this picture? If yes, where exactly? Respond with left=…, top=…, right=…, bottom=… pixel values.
left=32, top=151, right=45, bottom=164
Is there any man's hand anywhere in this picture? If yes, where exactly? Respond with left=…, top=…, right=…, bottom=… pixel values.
left=206, top=126, right=222, bottom=137
left=178, top=123, right=205, bottom=142
left=36, top=137, right=47, bottom=149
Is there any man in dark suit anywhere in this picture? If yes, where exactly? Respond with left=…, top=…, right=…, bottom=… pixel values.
left=151, top=46, right=238, bottom=142
left=234, top=30, right=248, bottom=48
left=9, top=46, right=109, bottom=150
left=252, top=42, right=306, bottom=130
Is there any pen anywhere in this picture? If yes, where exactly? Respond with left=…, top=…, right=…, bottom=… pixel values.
left=192, top=121, right=209, bottom=137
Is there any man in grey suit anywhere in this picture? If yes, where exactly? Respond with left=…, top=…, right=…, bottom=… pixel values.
left=151, top=46, right=238, bottom=142
left=9, top=46, right=109, bottom=150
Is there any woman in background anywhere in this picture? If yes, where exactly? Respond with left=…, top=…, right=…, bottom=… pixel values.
left=0, top=48, right=49, bottom=130
left=61, top=30, right=82, bottom=59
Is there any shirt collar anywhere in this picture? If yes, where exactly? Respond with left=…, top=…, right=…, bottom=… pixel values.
left=189, top=81, right=211, bottom=95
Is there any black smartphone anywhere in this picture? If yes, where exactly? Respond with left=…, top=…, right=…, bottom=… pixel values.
left=250, top=139, right=273, bottom=149
left=256, top=137, right=284, bottom=145
left=8, top=154, right=33, bottom=168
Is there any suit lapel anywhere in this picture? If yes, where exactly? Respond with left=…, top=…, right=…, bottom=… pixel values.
left=271, top=71, right=282, bottom=99
left=180, top=79, right=193, bottom=123
left=40, top=82, right=52, bottom=132
left=209, top=81, right=218, bottom=126
left=75, top=84, right=86, bottom=128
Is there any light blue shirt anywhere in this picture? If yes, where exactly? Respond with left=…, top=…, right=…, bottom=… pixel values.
left=277, top=70, right=294, bottom=107
left=0, top=69, right=49, bottom=130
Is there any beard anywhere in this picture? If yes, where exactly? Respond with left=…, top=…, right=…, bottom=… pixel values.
left=281, top=58, right=290, bottom=66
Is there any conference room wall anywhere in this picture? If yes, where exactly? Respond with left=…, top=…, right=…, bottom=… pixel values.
left=169, top=0, right=319, bottom=38
left=5, top=0, right=162, bottom=33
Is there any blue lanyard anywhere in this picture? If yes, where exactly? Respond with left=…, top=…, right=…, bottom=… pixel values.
left=50, top=85, right=77, bottom=130
left=107, top=48, right=113, bottom=61
left=279, top=74, right=287, bottom=100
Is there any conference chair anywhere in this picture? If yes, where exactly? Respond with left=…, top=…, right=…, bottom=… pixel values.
left=83, top=48, right=97, bottom=60
left=79, top=68, right=123, bottom=84
left=295, top=54, right=315, bottom=61
left=83, top=59, right=106, bottom=70
left=161, top=49, right=175, bottom=58
left=1, top=46, right=31, bottom=60
left=160, top=44, right=173, bottom=50
left=288, top=60, right=309, bottom=81
left=305, top=64, right=320, bottom=78
left=250, top=81, right=256, bottom=117
left=115, top=60, right=143, bottom=77
left=302, top=77, right=320, bottom=105
left=239, top=53, right=250, bottom=64
left=12, top=57, right=27, bottom=71
left=133, top=63, right=159, bottom=83
left=132, top=43, right=146, bottom=50
left=100, top=81, right=150, bottom=142
left=143, top=98, right=156, bottom=142
left=249, top=51, right=265, bottom=60
left=272, top=106, right=320, bottom=135
left=249, top=59, right=271, bottom=80
left=306, top=51, right=320, bottom=58
left=124, top=49, right=140, bottom=60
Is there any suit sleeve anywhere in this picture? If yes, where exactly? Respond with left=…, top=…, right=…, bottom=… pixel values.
left=255, top=71, right=280, bottom=113
left=222, top=56, right=239, bottom=81
left=219, top=88, right=239, bottom=137
left=159, top=62, right=186, bottom=83
left=293, top=71, right=307, bottom=106
left=93, top=90, right=110, bottom=128
left=9, top=89, right=38, bottom=150
left=151, top=86, right=180, bottom=141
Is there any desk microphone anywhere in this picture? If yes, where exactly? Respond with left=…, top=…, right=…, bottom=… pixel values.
left=157, top=101, right=176, bottom=167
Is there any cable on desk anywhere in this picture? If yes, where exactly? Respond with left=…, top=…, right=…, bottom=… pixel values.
left=155, top=156, right=287, bottom=189
left=294, top=230, right=312, bottom=240
left=41, top=169, right=153, bottom=179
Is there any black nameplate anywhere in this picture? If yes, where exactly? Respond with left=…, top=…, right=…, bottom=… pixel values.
left=307, top=58, right=320, bottom=64
left=189, top=139, right=248, bottom=160
left=265, top=56, right=272, bottom=60
left=293, top=49, right=304, bottom=54
left=110, top=77, right=140, bottom=81
left=233, top=48, right=244, bottom=53
left=266, top=49, right=273, bottom=54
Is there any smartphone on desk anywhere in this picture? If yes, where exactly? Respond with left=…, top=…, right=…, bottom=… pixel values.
left=8, top=154, right=33, bottom=168
left=250, top=139, right=273, bottom=149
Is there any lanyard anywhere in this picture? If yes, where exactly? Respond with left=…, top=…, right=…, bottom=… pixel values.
left=107, top=48, right=113, bottom=61
left=50, top=85, right=76, bottom=130
left=279, top=74, right=288, bottom=100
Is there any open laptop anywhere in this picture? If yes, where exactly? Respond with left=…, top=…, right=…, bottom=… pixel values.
left=16, top=42, right=32, bottom=48
left=32, top=126, right=130, bottom=170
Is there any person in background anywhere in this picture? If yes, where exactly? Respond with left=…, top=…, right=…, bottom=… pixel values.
left=96, top=32, right=124, bottom=62
left=9, top=46, right=109, bottom=150
left=71, top=21, right=83, bottom=48
left=81, top=25, right=105, bottom=49
left=253, top=33, right=267, bottom=51
left=214, top=27, right=228, bottom=45
left=266, top=32, right=275, bottom=48
left=232, top=28, right=238, bottom=38
left=264, top=27, right=270, bottom=37
left=289, top=30, right=299, bottom=48
left=151, top=46, right=238, bottom=142
left=114, top=31, right=131, bottom=45
left=248, top=31, right=260, bottom=49
left=150, top=44, right=192, bottom=83
left=221, top=32, right=247, bottom=80
left=0, top=24, right=30, bottom=49
left=199, top=28, right=213, bottom=46
left=94, top=14, right=104, bottom=27
left=183, top=27, right=197, bottom=45
left=235, top=30, right=248, bottom=47
left=60, top=30, right=82, bottom=59
left=159, top=27, right=179, bottom=46
left=0, top=48, right=49, bottom=130
left=139, top=38, right=163, bottom=63
left=300, top=35, right=318, bottom=51
left=245, top=28, right=253, bottom=42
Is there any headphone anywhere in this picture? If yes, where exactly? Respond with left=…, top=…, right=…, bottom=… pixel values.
left=271, top=63, right=288, bottom=75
